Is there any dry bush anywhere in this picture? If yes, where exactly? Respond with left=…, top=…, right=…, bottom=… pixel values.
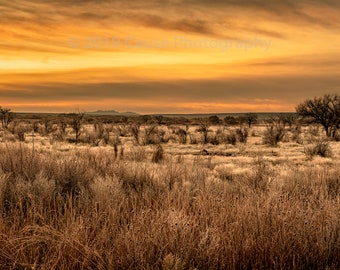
left=142, top=125, right=162, bottom=145
left=226, top=131, right=237, bottom=145
left=115, top=124, right=129, bottom=137
left=333, top=130, right=340, bottom=142
left=291, top=124, right=303, bottom=144
left=50, top=130, right=65, bottom=143
left=197, top=122, right=210, bottom=144
left=109, top=135, right=121, bottom=159
left=240, top=154, right=275, bottom=192
left=205, top=128, right=226, bottom=145
left=174, top=127, right=187, bottom=144
left=49, top=156, right=95, bottom=198
left=215, top=128, right=226, bottom=143
left=14, top=124, right=28, bottom=142
left=130, top=123, right=141, bottom=144
left=304, top=139, right=333, bottom=158
left=152, top=144, right=164, bottom=163
left=236, top=126, right=249, bottom=143
left=83, top=131, right=103, bottom=146
left=189, top=133, right=199, bottom=144
left=206, top=134, right=219, bottom=145
left=263, top=123, right=285, bottom=146
left=31, top=121, right=40, bottom=133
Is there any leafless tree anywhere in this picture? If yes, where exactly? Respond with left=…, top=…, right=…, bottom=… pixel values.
left=296, top=94, right=340, bottom=138
left=244, top=113, right=258, bottom=128
left=197, top=119, right=210, bottom=144
left=70, top=112, right=84, bottom=144
left=59, top=117, right=68, bottom=134
left=0, top=107, right=12, bottom=129
left=130, top=123, right=141, bottom=144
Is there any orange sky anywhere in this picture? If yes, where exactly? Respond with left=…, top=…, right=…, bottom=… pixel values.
left=1, top=0, right=340, bottom=113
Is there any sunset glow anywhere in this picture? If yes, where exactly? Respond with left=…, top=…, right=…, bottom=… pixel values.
left=1, top=0, right=340, bottom=113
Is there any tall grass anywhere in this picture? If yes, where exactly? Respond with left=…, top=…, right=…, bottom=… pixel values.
left=0, top=142, right=339, bottom=269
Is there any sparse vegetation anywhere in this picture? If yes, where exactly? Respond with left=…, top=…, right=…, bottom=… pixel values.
left=0, top=106, right=339, bottom=269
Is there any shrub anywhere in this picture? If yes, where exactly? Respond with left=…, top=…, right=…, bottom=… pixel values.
left=226, top=132, right=237, bottom=145
left=307, top=125, right=320, bottom=137
left=334, top=130, right=340, bottom=142
left=152, top=144, right=164, bottom=163
left=175, top=128, right=187, bottom=144
left=291, top=124, right=303, bottom=144
left=110, top=135, right=121, bottom=159
left=242, top=154, right=274, bottom=192
left=143, top=125, right=160, bottom=145
left=189, top=134, right=199, bottom=144
left=197, top=121, right=210, bottom=144
left=263, top=124, right=285, bottom=146
left=130, top=123, right=141, bottom=144
left=206, top=134, right=219, bottom=145
left=14, top=124, right=27, bottom=142
left=50, top=156, right=95, bottom=198
left=236, top=126, right=248, bottom=143
left=304, top=139, right=332, bottom=158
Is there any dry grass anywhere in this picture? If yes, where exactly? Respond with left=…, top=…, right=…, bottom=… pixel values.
left=0, top=122, right=339, bottom=269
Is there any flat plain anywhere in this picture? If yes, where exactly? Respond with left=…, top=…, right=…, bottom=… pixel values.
left=0, top=115, right=339, bottom=269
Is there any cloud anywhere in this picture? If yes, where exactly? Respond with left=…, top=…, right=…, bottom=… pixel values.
left=1, top=0, right=340, bottom=113
left=2, top=75, right=340, bottom=111
left=2, top=0, right=340, bottom=40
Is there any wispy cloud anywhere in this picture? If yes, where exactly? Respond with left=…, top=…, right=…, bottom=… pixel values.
left=1, top=0, right=340, bottom=112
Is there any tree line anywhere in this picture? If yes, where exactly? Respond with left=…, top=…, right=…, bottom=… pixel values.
left=1, top=93, right=340, bottom=139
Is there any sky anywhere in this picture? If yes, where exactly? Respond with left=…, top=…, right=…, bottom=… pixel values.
left=1, top=0, right=340, bottom=113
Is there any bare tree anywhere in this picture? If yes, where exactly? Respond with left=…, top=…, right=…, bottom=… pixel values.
left=0, top=107, right=12, bottom=129
left=244, top=113, right=258, bottom=128
left=130, top=123, right=141, bottom=144
left=296, top=94, right=340, bottom=138
left=197, top=119, right=210, bottom=144
left=59, top=117, right=68, bottom=134
left=70, top=112, right=84, bottom=144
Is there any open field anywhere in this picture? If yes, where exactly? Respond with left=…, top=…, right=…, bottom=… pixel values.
left=0, top=115, right=339, bottom=269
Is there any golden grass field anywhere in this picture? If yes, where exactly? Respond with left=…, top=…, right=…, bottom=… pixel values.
left=0, top=118, right=339, bottom=269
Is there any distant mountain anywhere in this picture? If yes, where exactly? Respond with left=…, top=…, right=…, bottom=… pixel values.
left=86, top=110, right=139, bottom=116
